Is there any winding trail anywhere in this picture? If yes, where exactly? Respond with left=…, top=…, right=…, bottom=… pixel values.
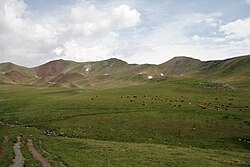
left=0, top=135, right=9, bottom=158
left=27, top=139, right=52, bottom=167
left=10, top=136, right=25, bottom=167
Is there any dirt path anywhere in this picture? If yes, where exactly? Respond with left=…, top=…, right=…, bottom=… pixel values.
left=0, top=135, right=9, bottom=158
left=10, top=136, right=25, bottom=167
left=27, top=139, right=52, bottom=167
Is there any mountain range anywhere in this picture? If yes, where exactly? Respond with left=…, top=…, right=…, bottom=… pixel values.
left=0, top=55, right=249, bottom=88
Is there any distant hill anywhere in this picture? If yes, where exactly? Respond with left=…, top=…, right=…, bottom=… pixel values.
left=0, top=55, right=249, bottom=88
left=0, top=62, right=35, bottom=84
left=160, top=56, right=202, bottom=75
left=196, top=55, right=250, bottom=85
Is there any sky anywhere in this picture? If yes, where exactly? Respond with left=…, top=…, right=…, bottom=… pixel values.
left=0, top=0, right=250, bottom=67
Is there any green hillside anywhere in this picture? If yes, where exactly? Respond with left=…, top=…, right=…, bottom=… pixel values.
left=197, top=55, right=250, bottom=86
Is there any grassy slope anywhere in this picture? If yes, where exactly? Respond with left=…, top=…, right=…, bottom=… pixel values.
left=0, top=125, right=249, bottom=167
left=44, top=137, right=249, bottom=167
left=0, top=77, right=249, bottom=166
left=0, top=133, right=14, bottom=167
left=197, top=55, right=250, bottom=86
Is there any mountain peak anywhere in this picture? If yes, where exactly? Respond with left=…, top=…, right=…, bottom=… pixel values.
left=105, top=58, right=128, bottom=64
left=160, top=56, right=202, bottom=75
left=169, top=56, right=201, bottom=61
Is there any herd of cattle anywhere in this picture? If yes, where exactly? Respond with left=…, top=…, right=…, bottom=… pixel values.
left=90, top=95, right=248, bottom=112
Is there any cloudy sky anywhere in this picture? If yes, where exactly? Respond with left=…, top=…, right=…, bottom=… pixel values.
left=0, top=0, right=250, bottom=67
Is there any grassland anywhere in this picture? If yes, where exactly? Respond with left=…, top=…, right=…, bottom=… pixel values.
left=0, top=77, right=249, bottom=166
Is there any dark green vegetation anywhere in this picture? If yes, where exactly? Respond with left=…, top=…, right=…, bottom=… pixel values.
left=0, top=55, right=249, bottom=166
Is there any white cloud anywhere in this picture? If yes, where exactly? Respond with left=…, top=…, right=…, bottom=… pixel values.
left=68, top=5, right=112, bottom=36
left=112, top=4, right=141, bottom=29
left=57, top=40, right=112, bottom=61
left=67, top=4, right=140, bottom=36
left=0, top=0, right=59, bottom=65
left=0, top=0, right=140, bottom=66
left=0, top=0, right=248, bottom=67
left=121, top=13, right=250, bottom=64
left=244, top=0, right=250, bottom=4
left=220, top=17, right=250, bottom=38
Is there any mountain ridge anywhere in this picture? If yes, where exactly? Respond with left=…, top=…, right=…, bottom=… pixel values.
left=0, top=55, right=249, bottom=88
left=1, top=55, right=249, bottom=69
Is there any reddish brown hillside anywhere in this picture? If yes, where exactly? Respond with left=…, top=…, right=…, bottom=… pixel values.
left=35, top=59, right=72, bottom=77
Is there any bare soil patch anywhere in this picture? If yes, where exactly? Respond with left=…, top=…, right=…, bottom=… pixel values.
left=27, top=139, right=51, bottom=167
left=10, top=136, right=25, bottom=167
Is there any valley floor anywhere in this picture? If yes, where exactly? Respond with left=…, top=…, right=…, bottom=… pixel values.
left=0, top=78, right=249, bottom=166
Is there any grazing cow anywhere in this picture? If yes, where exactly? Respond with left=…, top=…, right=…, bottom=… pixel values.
left=214, top=105, right=220, bottom=111
left=198, top=104, right=206, bottom=109
left=228, top=97, right=234, bottom=101
left=215, top=107, right=220, bottom=111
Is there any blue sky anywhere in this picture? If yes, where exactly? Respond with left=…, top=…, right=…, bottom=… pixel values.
left=0, top=0, right=249, bottom=66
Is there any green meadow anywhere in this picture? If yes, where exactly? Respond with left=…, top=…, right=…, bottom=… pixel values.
left=0, top=78, right=249, bottom=166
